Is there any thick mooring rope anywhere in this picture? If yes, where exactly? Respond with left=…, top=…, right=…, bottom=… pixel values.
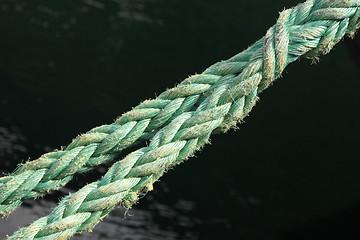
left=3, top=0, right=360, bottom=239
left=0, top=16, right=264, bottom=220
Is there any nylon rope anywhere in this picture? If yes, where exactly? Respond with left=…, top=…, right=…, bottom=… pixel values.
left=2, top=0, right=360, bottom=238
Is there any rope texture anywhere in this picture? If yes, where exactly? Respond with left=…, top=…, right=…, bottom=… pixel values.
left=0, top=0, right=268, bottom=217
left=0, top=50, right=230, bottom=216
left=5, top=0, right=360, bottom=238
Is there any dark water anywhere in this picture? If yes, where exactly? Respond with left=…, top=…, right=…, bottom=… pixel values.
left=1, top=0, right=360, bottom=239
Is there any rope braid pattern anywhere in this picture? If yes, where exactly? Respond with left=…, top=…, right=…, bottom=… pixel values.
left=5, top=0, right=360, bottom=238
left=0, top=50, right=249, bottom=216
left=0, top=0, right=268, bottom=217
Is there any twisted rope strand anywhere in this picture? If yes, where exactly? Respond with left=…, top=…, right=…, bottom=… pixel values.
left=6, top=0, right=360, bottom=239
left=8, top=88, right=258, bottom=240
left=0, top=42, right=259, bottom=217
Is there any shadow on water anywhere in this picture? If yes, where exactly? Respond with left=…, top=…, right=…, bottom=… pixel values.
left=1, top=0, right=360, bottom=239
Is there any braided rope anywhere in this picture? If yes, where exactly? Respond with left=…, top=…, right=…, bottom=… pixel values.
left=0, top=45, right=256, bottom=217
left=0, top=1, right=269, bottom=217
left=5, top=0, right=360, bottom=238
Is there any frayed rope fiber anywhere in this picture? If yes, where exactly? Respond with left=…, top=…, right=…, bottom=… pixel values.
left=2, top=0, right=360, bottom=239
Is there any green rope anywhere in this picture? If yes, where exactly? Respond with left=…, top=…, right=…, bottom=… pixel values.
left=0, top=51, right=227, bottom=216
left=0, top=7, right=260, bottom=218
left=3, top=0, right=360, bottom=238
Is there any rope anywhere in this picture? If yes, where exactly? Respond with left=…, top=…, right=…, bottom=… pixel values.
left=4, top=0, right=360, bottom=238
left=0, top=51, right=230, bottom=216
left=0, top=4, right=263, bottom=217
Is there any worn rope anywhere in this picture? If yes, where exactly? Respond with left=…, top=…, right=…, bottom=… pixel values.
left=5, top=0, right=360, bottom=239
left=0, top=2, right=268, bottom=217
left=0, top=38, right=267, bottom=219
left=0, top=37, right=253, bottom=217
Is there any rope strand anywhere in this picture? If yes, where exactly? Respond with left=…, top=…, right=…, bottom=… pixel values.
left=4, top=0, right=360, bottom=238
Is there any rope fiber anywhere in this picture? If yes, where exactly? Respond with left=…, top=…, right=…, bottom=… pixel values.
left=2, top=0, right=360, bottom=238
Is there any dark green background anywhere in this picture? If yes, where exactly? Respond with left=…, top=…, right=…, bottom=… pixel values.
left=0, top=0, right=360, bottom=239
